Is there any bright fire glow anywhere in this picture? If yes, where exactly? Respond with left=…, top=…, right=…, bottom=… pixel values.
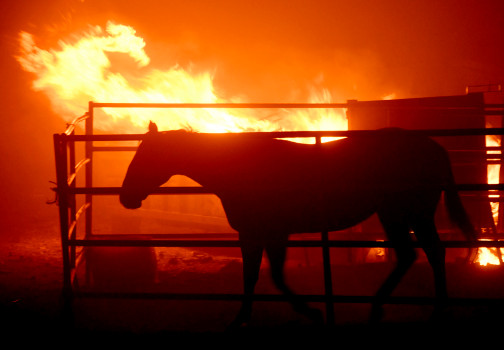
left=474, top=134, right=503, bottom=266
left=475, top=240, right=503, bottom=266
left=16, top=21, right=347, bottom=137
left=486, top=134, right=501, bottom=226
left=19, top=22, right=500, bottom=266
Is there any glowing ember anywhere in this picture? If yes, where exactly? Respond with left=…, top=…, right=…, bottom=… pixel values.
left=16, top=21, right=347, bottom=136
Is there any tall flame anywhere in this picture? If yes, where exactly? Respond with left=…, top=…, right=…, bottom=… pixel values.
left=17, top=21, right=347, bottom=136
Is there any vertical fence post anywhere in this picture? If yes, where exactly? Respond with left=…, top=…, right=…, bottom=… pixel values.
left=85, top=102, right=94, bottom=238
left=54, top=134, right=72, bottom=294
left=315, top=135, right=335, bottom=325
left=498, top=106, right=504, bottom=234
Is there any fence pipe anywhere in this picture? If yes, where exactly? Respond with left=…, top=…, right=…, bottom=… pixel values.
left=66, top=238, right=504, bottom=249
left=314, top=134, right=335, bottom=324
left=65, top=127, right=504, bottom=142
left=88, top=101, right=504, bottom=110
left=68, top=183, right=504, bottom=195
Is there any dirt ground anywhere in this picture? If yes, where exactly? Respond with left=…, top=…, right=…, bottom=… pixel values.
left=2, top=210, right=504, bottom=345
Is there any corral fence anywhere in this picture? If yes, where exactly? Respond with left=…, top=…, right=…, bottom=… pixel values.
left=53, top=96, right=504, bottom=325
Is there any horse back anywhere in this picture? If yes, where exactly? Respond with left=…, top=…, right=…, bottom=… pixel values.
left=186, top=129, right=451, bottom=233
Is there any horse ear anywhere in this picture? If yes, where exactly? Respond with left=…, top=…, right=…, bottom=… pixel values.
left=148, top=121, right=158, bottom=133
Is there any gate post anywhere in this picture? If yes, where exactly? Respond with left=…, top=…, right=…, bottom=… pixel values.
left=85, top=102, right=94, bottom=238
left=53, top=134, right=72, bottom=294
left=315, top=135, right=335, bottom=325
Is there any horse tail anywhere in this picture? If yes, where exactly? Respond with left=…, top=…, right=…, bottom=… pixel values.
left=443, top=164, right=477, bottom=261
left=445, top=186, right=477, bottom=241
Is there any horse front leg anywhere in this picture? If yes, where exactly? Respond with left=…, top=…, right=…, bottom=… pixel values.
left=228, top=233, right=264, bottom=329
left=265, top=236, right=324, bottom=324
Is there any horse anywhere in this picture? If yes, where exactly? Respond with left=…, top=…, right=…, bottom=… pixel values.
left=120, top=122, right=476, bottom=327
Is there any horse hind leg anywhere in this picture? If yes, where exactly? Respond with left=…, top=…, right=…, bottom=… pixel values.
left=371, top=213, right=417, bottom=323
left=411, top=216, right=447, bottom=318
left=264, top=238, right=324, bottom=324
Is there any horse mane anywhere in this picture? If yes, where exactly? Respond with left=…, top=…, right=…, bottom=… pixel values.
left=181, top=124, right=196, bottom=133
left=159, top=128, right=196, bottom=136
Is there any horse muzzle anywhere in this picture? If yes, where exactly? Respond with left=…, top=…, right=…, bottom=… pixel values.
left=119, top=192, right=144, bottom=209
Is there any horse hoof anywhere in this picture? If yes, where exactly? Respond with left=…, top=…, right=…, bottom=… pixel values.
left=304, top=307, right=324, bottom=324
left=369, top=305, right=384, bottom=324
left=226, top=311, right=252, bottom=331
left=226, top=320, right=248, bottom=331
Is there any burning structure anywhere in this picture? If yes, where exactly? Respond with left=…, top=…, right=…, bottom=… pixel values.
left=348, top=92, right=504, bottom=266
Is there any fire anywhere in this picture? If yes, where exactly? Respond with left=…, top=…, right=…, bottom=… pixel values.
left=474, top=134, right=503, bottom=266
left=486, top=134, right=501, bottom=226
left=475, top=240, right=503, bottom=266
left=20, top=22, right=500, bottom=267
left=16, top=21, right=347, bottom=136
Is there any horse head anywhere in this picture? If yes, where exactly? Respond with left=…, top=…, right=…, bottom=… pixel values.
left=120, top=122, right=176, bottom=209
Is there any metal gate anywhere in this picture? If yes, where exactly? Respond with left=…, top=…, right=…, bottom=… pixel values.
left=53, top=97, right=504, bottom=325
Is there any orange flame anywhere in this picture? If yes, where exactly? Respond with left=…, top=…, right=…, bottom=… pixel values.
left=486, top=134, right=501, bottom=226
left=475, top=240, right=503, bottom=266
left=474, top=134, right=503, bottom=266
left=16, top=21, right=347, bottom=136
left=19, top=23, right=504, bottom=268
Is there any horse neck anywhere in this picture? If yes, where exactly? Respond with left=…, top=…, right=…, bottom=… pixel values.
left=164, top=134, right=226, bottom=188
left=164, top=134, right=295, bottom=189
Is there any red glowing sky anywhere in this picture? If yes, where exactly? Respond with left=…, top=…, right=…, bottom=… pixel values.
left=1, top=0, right=504, bottom=230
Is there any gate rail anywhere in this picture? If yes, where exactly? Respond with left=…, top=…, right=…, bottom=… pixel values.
left=54, top=100, right=504, bottom=325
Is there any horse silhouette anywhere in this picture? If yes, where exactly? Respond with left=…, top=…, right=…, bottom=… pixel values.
left=120, top=122, right=476, bottom=327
